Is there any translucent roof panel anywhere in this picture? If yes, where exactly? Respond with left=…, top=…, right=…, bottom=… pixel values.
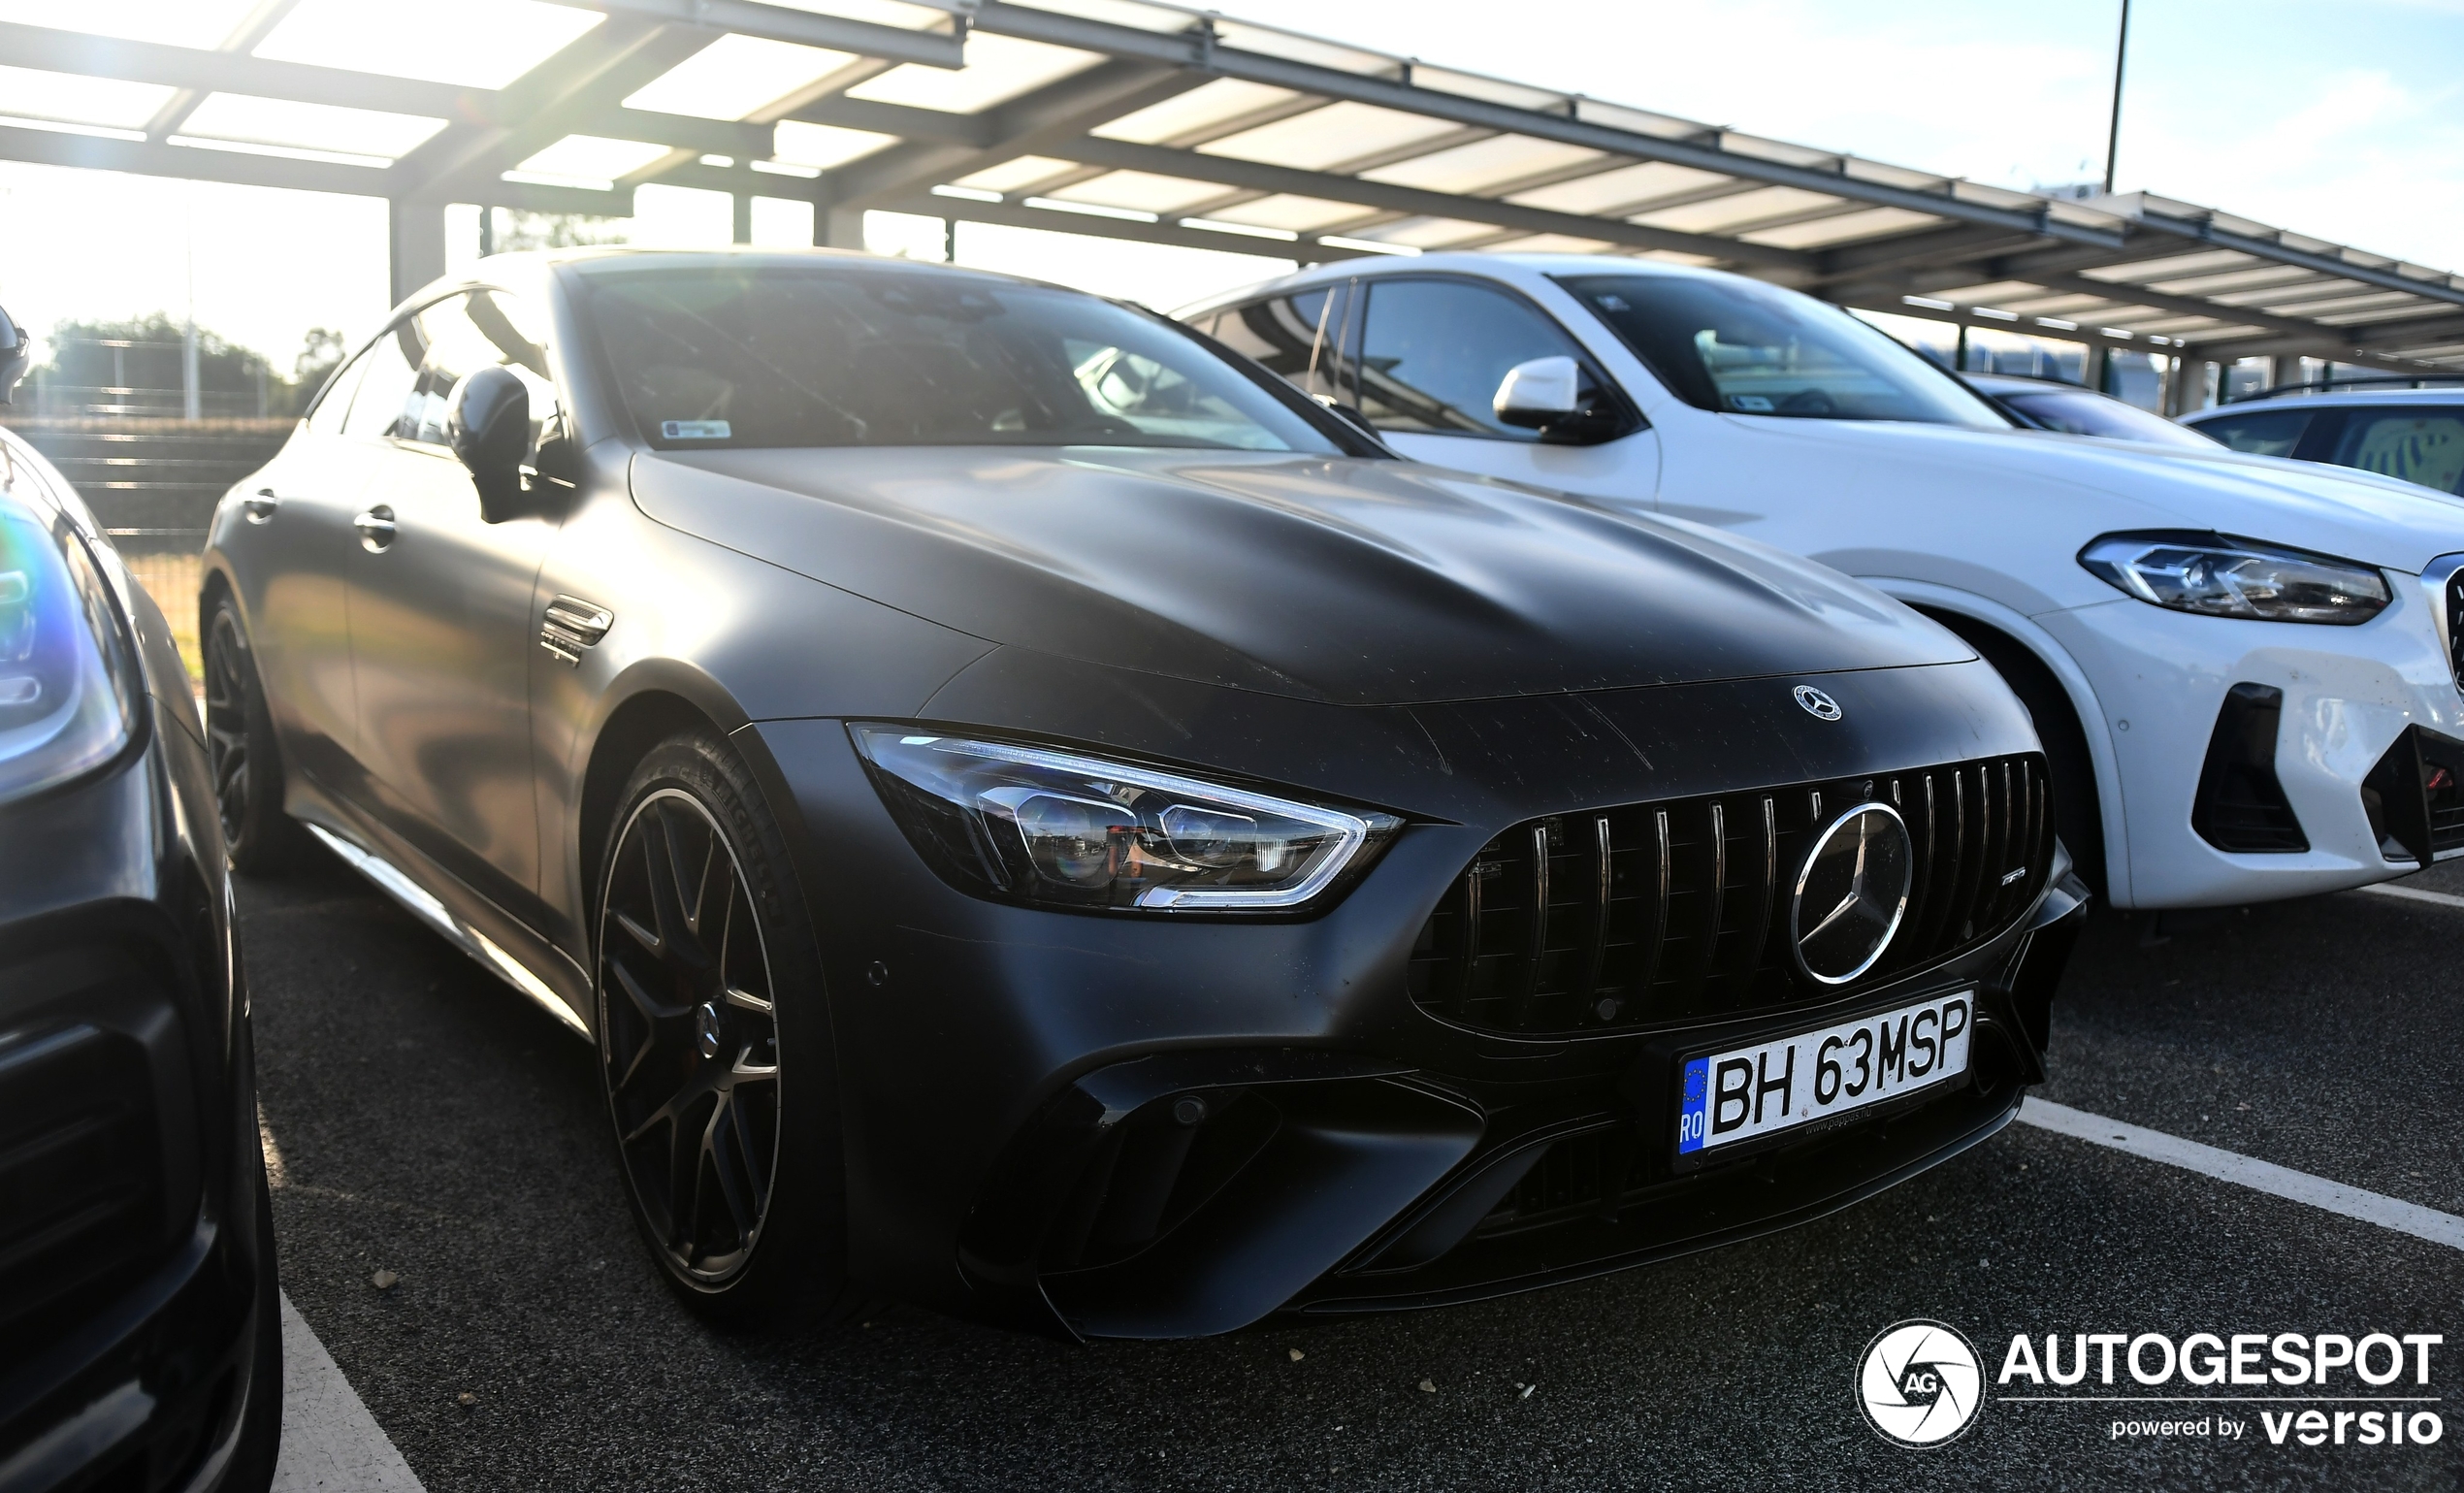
left=843, top=32, right=1103, bottom=114
left=770, top=119, right=896, bottom=170
left=253, top=0, right=605, bottom=90
left=0, top=0, right=262, bottom=50
left=1360, top=135, right=1606, bottom=195
left=1197, top=102, right=1461, bottom=172
left=1049, top=171, right=1235, bottom=215
left=178, top=94, right=448, bottom=160
left=0, top=66, right=175, bottom=131
left=622, top=36, right=858, bottom=122
left=1092, top=79, right=1300, bottom=145
left=1004, top=0, right=1198, bottom=30
left=1740, top=205, right=1939, bottom=249
left=508, top=135, right=674, bottom=190
left=1203, top=194, right=1373, bottom=233
left=950, top=155, right=1079, bottom=194
left=1353, top=216, right=1498, bottom=249
left=761, top=0, right=951, bottom=25
left=1634, top=185, right=1843, bottom=234
left=1508, top=160, right=1731, bottom=215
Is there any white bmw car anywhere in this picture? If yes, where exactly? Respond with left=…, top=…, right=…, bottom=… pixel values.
left=1184, top=255, right=2464, bottom=910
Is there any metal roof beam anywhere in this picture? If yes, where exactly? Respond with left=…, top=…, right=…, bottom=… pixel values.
left=1809, top=225, right=2051, bottom=284
left=140, top=0, right=302, bottom=142
left=824, top=59, right=1204, bottom=210
left=966, top=0, right=2126, bottom=251
left=2132, top=209, right=2464, bottom=312
left=0, top=19, right=486, bottom=119
left=0, top=118, right=625, bottom=212
left=391, top=17, right=713, bottom=202
left=535, top=0, right=963, bottom=69
left=875, top=192, right=1367, bottom=264
left=789, top=96, right=994, bottom=147
left=1006, top=136, right=1817, bottom=269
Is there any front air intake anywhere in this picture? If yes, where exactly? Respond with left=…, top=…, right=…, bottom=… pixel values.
left=1406, top=754, right=2050, bottom=1038
left=2191, top=683, right=2307, bottom=854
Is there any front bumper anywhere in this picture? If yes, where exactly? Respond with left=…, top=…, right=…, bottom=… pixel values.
left=0, top=719, right=272, bottom=1491
left=750, top=653, right=2072, bottom=1339
left=2041, top=583, right=2464, bottom=908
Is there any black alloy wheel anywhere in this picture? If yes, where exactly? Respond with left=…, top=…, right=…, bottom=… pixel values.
left=596, top=732, right=847, bottom=1321
left=203, top=595, right=305, bottom=873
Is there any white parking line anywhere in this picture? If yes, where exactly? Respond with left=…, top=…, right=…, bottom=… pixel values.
left=273, top=1293, right=426, bottom=1493
left=2355, top=881, right=2464, bottom=911
left=2017, top=1099, right=2464, bottom=1252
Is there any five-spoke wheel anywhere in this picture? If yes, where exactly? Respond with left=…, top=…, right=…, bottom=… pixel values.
left=599, top=788, right=783, bottom=1286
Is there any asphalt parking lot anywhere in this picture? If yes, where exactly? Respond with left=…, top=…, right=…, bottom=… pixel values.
left=247, top=851, right=2463, bottom=1492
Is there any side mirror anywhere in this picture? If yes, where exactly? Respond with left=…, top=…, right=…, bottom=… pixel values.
left=1493, top=356, right=1580, bottom=427
left=0, top=307, right=28, bottom=406
left=446, top=366, right=530, bottom=521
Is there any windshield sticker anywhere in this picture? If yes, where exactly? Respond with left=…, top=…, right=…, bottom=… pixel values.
left=1730, top=395, right=1774, bottom=412
left=662, top=419, right=730, bottom=439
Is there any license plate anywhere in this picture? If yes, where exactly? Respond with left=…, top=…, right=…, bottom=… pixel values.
left=1675, top=991, right=1974, bottom=1155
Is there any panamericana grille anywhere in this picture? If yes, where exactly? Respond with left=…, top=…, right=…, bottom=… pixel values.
left=1407, top=755, right=2049, bottom=1037
left=0, top=1023, right=162, bottom=1335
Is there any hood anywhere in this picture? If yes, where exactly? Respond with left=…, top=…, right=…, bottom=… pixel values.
left=1720, top=416, right=2464, bottom=572
left=629, top=446, right=1969, bottom=707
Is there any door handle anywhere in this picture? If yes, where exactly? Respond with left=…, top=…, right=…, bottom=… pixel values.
left=353, top=504, right=397, bottom=552
left=242, top=488, right=279, bottom=524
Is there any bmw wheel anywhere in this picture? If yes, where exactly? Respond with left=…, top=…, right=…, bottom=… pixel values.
left=203, top=593, right=308, bottom=873
left=596, top=731, right=849, bottom=1323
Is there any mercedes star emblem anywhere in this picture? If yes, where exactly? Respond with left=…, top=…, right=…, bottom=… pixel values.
left=1794, top=685, right=1843, bottom=721
left=1793, top=802, right=1914, bottom=985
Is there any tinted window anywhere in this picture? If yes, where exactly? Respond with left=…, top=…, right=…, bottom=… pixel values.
left=2325, top=408, right=2464, bottom=494
left=1354, top=278, right=1598, bottom=440
left=2000, top=389, right=2216, bottom=447
left=585, top=265, right=1342, bottom=454
left=340, top=325, right=418, bottom=439
left=304, top=348, right=368, bottom=436
left=2197, top=410, right=2312, bottom=458
left=1559, top=273, right=2006, bottom=428
left=1206, top=286, right=1347, bottom=404
left=400, top=290, right=566, bottom=450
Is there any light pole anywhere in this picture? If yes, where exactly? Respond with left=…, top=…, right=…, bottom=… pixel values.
left=2103, top=0, right=2131, bottom=196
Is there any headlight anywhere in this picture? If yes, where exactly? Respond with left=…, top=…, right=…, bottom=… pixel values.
left=0, top=488, right=136, bottom=804
left=851, top=728, right=1401, bottom=913
left=2078, top=531, right=2390, bottom=625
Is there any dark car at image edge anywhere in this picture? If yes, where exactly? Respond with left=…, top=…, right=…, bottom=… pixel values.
left=0, top=306, right=279, bottom=1493
left=203, top=247, right=2088, bottom=1342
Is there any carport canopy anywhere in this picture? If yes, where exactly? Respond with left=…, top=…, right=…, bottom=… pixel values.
left=6, top=0, right=2463, bottom=384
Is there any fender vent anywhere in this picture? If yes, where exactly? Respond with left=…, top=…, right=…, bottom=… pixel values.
left=1406, top=755, right=2050, bottom=1037
left=540, top=595, right=612, bottom=665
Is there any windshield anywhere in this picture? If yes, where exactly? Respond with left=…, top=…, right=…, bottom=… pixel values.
left=1999, top=387, right=2217, bottom=447
left=1555, top=273, right=2007, bottom=429
left=583, top=265, right=1345, bottom=454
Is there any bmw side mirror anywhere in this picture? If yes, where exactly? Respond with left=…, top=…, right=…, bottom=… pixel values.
left=0, top=307, right=28, bottom=406
left=447, top=366, right=530, bottom=522
left=1494, top=356, right=1579, bottom=426
left=1492, top=355, right=1625, bottom=445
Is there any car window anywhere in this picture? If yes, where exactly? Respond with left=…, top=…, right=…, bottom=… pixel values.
left=2196, top=410, right=2312, bottom=458
left=340, top=323, right=419, bottom=439
left=304, top=348, right=369, bottom=436
left=582, top=265, right=1344, bottom=454
left=1556, top=273, right=2007, bottom=428
left=1999, top=389, right=2217, bottom=447
left=2324, top=408, right=2464, bottom=495
left=401, top=289, right=567, bottom=452
left=1353, top=277, right=1599, bottom=440
left=1202, top=286, right=1348, bottom=405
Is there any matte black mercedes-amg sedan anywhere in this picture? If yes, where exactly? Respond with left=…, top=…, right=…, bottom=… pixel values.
left=1, top=378, right=279, bottom=1479
left=205, top=248, right=2085, bottom=1340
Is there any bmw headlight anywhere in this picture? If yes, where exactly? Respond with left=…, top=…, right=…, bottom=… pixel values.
left=0, top=488, right=136, bottom=804
left=852, top=728, right=1401, bottom=913
left=2079, top=531, right=2389, bottom=625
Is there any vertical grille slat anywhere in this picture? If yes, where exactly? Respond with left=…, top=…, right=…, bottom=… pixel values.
left=1410, top=754, right=2050, bottom=1037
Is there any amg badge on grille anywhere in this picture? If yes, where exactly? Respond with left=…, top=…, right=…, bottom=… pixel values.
left=1792, top=803, right=1913, bottom=985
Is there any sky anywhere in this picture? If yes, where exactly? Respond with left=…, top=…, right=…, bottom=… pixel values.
left=0, top=0, right=2458, bottom=373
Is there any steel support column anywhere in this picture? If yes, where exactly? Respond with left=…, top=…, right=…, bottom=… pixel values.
left=388, top=197, right=446, bottom=308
